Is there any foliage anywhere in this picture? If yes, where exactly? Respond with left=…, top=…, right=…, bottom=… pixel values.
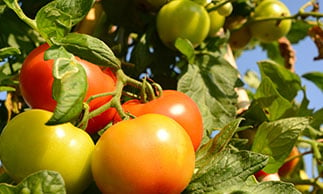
left=0, top=0, right=322, bottom=193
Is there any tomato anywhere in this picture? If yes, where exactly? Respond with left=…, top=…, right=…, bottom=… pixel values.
left=208, top=10, right=225, bottom=37
left=92, top=114, right=195, bottom=193
left=19, top=43, right=117, bottom=134
left=278, top=146, right=300, bottom=177
left=249, top=0, right=291, bottom=42
left=114, top=90, right=204, bottom=151
left=254, top=170, right=280, bottom=182
left=0, top=109, right=94, bottom=194
left=156, top=0, right=210, bottom=48
left=217, top=2, right=233, bottom=17
left=229, top=25, right=252, bottom=50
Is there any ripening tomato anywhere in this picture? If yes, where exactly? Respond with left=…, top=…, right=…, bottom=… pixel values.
left=156, top=0, right=210, bottom=48
left=278, top=146, right=300, bottom=177
left=254, top=170, right=280, bottom=182
left=114, top=90, right=204, bottom=151
left=19, top=43, right=117, bottom=133
left=0, top=109, right=95, bottom=194
left=92, top=114, right=195, bottom=194
left=249, top=0, right=291, bottom=42
left=229, top=25, right=252, bottom=50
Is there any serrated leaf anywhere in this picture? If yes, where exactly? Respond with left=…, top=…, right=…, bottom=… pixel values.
left=247, top=181, right=301, bottom=194
left=195, top=118, right=243, bottom=171
left=54, top=33, right=121, bottom=70
left=251, top=117, right=309, bottom=173
left=44, top=46, right=87, bottom=125
left=175, top=38, right=195, bottom=63
left=287, top=20, right=313, bottom=44
left=258, top=60, right=302, bottom=101
left=0, top=170, right=66, bottom=194
left=35, top=0, right=94, bottom=40
left=0, top=47, right=20, bottom=61
left=302, top=71, right=323, bottom=92
left=184, top=149, right=268, bottom=193
left=178, top=54, right=238, bottom=134
left=253, top=77, right=294, bottom=121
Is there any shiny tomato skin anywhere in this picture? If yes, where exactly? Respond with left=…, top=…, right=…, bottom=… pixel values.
left=19, top=44, right=116, bottom=133
left=0, top=109, right=95, bottom=194
left=115, top=90, right=204, bottom=151
left=249, top=0, right=291, bottom=42
left=278, top=146, right=300, bottom=177
left=92, top=114, right=195, bottom=194
left=156, top=0, right=210, bottom=48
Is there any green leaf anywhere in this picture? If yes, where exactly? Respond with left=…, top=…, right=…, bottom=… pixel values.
left=184, top=149, right=268, bottom=193
left=175, top=38, right=195, bottom=63
left=287, top=20, right=313, bottom=44
left=251, top=117, right=309, bottom=173
left=258, top=60, right=302, bottom=101
left=243, top=70, right=260, bottom=90
left=178, top=54, right=238, bottom=134
left=44, top=46, right=87, bottom=125
left=53, top=33, right=121, bottom=70
left=35, top=0, right=95, bottom=41
left=0, top=47, right=20, bottom=61
left=195, top=118, right=244, bottom=172
left=129, top=32, right=153, bottom=74
left=248, top=181, right=301, bottom=194
left=302, top=71, right=323, bottom=92
left=0, top=170, right=66, bottom=194
left=260, top=42, right=284, bottom=66
left=253, top=77, right=294, bottom=121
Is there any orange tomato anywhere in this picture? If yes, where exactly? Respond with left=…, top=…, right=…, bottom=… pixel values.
left=91, top=114, right=195, bottom=194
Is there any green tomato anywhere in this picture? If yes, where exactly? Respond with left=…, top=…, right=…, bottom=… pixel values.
left=249, top=0, right=291, bottom=42
left=208, top=10, right=225, bottom=37
left=0, top=109, right=95, bottom=194
left=156, top=0, right=210, bottom=48
left=217, top=2, right=233, bottom=17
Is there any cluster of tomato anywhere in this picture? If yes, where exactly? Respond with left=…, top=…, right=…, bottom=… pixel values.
left=0, top=43, right=204, bottom=193
left=154, top=0, right=291, bottom=50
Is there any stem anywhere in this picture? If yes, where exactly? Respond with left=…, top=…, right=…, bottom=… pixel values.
left=7, top=1, right=38, bottom=31
left=281, top=177, right=323, bottom=189
left=298, top=138, right=323, bottom=161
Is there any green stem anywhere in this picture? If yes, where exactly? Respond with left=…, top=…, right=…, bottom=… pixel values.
left=281, top=177, right=323, bottom=189
left=298, top=138, right=323, bottom=161
left=7, top=0, right=38, bottom=31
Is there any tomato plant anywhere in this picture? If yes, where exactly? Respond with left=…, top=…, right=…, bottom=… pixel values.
left=0, top=109, right=94, bottom=194
left=19, top=43, right=117, bottom=133
left=92, top=114, right=195, bottom=193
left=249, top=0, right=291, bottom=42
left=156, top=0, right=210, bottom=48
left=1, top=0, right=323, bottom=193
left=114, top=90, right=204, bottom=151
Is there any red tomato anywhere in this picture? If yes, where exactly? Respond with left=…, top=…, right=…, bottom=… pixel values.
left=19, top=43, right=117, bottom=133
left=278, top=146, right=300, bottom=177
left=114, top=90, right=204, bottom=151
left=92, top=114, right=195, bottom=193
